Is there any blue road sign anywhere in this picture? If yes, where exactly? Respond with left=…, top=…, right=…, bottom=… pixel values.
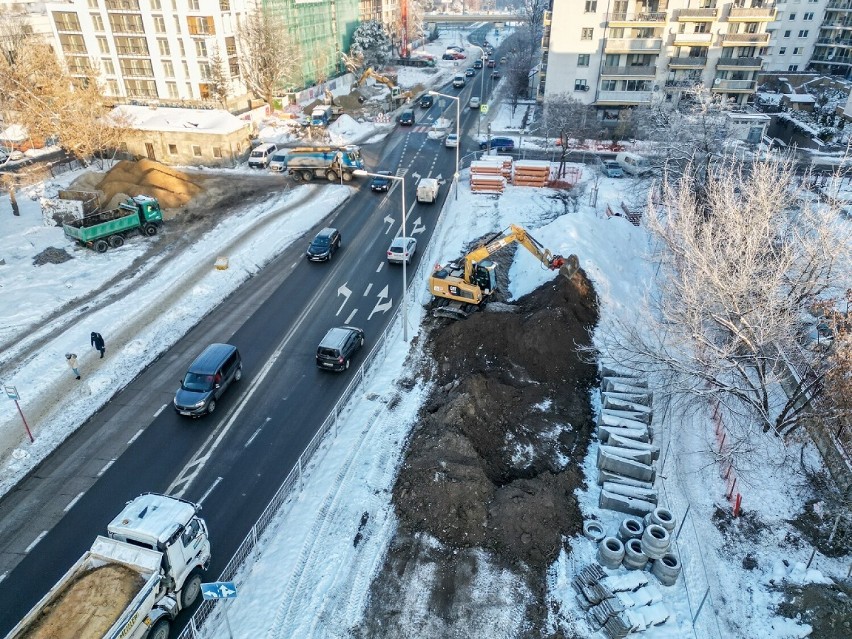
left=201, top=581, right=238, bottom=600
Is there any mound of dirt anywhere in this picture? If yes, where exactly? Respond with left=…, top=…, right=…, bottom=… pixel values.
left=69, top=160, right=203, bottom=210
left=393, top=269, right=599, bottom=571
left=32, top=247, right=72, bottom=266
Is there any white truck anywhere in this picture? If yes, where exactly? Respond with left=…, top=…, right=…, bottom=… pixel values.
left=6, top=493, right=211, bottom=639
left=416, top=178, right=440, bottom=204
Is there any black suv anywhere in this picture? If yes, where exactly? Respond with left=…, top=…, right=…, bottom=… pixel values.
left=306, top=227, right=341, bottom=262
left=371, top=171, right=393, bottom=192
left=316, top=326, right=365, bottom=372
left=398, top=109, right=415, bottom=126
left=419, top=94, right=434, bottom=108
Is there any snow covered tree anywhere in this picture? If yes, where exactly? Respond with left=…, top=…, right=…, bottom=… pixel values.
left=237, top=10, right=302, bottom=107
left=599, top=155, right=852, bottom=473
left=519, top=0, right=548, bottom=59
left=207, top=45, right=231, bottom=108
left=543, top=93, right=599, bottom=177
left=349, top=21, right=391, bottom=71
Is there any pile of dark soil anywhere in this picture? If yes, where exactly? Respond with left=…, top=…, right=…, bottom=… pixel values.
left=359, top=269, right=598, bottom=637
left=33, top=247, right=72, bottom=266
left=776, top=581, right=852, bottom=638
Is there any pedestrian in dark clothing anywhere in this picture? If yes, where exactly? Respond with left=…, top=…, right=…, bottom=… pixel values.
left=66, top=353, right=81, bottom=380
left=91, top=332, right=105, bottom=358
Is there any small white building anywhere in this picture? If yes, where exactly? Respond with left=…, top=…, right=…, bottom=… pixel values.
left=725, top=112, right=771, bottom=143
left=114, top=105, right=251, bottom=166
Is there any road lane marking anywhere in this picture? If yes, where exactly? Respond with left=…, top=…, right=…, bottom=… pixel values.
left=197, top=477, right=222, bottom=506
left=244, top=418, right=270, bottom=448
left=345, top=309, right=358, bottom=324
left=64, top=492, right=85, bottom=512
left=127, top=428, right=144, bottom=445
left=25, top=531, right=48, bottom=554
left=153, top=403, right=168, bottom=418
left=363, top=283, right=372, bottom=296
left=98, top=459, right=116, bottom=476
left=376, top=262, right=384, bottom=273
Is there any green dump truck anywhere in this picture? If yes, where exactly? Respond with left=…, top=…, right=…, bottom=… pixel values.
left=63, top=195, right=162, bottom=252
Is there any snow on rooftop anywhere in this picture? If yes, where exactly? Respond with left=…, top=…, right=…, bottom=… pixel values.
left=113, top=105, right=250, bottom=135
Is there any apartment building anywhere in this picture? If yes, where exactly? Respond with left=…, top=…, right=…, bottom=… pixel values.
left=762, top=0, right=824, bottom=73
left=0, top=1, right=54, bottom=43
left=808, top=0, right=852, bottom=76
left=45, top=0, right=252, bottom=103
left=539, top=1, right=776, bottom=118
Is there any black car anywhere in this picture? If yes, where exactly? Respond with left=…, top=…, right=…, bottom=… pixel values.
left=465, top=68, right=476, bottom=77
left=491, top=69, right=501, bottom=79
left=473, top=59, right=483, bottom=69
left=371, top=171, right=393, bottom=192
left=419, top=94, right=434, bottom=108
left=316, top=326, right=365, bottom=372
left=442, top=53, right=455, bottom=60
left=398, top=109, right=415, bottom=125
left=306, top=227, right=341, bottom=262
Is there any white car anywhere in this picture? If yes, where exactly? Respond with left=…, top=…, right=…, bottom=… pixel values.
left=469, top=96, right=481, bottom=109
left=445, top=133, right=459, bottom=148
left=387, top=236, right=417, bottom=264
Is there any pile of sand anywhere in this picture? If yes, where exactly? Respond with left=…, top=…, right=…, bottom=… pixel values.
left=70, top=159, right=204, bottom=210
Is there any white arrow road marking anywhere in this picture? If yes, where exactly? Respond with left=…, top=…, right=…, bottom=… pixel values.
left=411, top=217, right=426, bottom=235
left=368, top=284, right=393, bottom=320
left=345, top=308, right=358, bottom=324
left=336, top=283, right=352, bottom=316
left=435, top=174, right=444, bottom=182
left=383, top=216, right=395, bottom=234
left=363, top=283, right=373, bottom=296
left=411, top=171, right=421, bottom=180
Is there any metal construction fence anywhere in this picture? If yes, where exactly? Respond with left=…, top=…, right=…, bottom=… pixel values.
left=176, top=177, right=457, bottom=639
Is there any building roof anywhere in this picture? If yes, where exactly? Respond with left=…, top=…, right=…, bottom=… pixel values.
left=113, top=104, right=250, bottom=135
left=784, top=93, right=817, bottom=104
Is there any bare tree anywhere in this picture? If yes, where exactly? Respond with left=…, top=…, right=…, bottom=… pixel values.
left=598, top=156, right=852, bottom=473
left=208, top=45, right=231, bottom=108
left=237, top=10, right=302, bottom=108
left=0, top=40, right=134, bottom=165
left=0, top=5, right=32, bottom=66
left=543, top=93, right=599, bottom=177
left=518, top=0, right=547, bottom=60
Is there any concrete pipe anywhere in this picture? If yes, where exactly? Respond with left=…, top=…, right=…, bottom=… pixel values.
left=617, top=516, right=645, bottom=542
left=648, top=507, right=676, bottom=533
left=651, top=552, right=682, bottom=586
left=622, top=537, right=648, bottom=571
left=596, top=536, right=625, bottom=570
left=583, top=520, right=606, bottom=543
left=640, top=524, right=670, bottom=560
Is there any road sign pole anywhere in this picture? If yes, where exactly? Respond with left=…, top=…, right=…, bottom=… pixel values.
left=223, top=602, right=235, bottom=639
left=15, top=400, right=34, bottom=443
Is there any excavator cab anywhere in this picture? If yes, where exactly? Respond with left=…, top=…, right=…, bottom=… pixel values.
left=472, top=260, right=497, bottom=295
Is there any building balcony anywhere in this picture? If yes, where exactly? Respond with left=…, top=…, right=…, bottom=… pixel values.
left=105, top=0, right=141, bottom=10
left=122, top=70, right=156, bottom=79
left=674, top=8, right=718, bottom=21
left=721, top=32, right=770, bottom=46
left=669, top=56, right=708, bottom=68
left=604, top=37, right=663, bottom=53
left=810, top=54, right=852, bottom=65
left=665, top=79, right=702, bottom=90
left=673, top=32, right=714, bottom=47
left=712, top=79, right=757, bottom=92
left=728, top=7, right=776, bottom=22
left=601, top=65, right=657, bottom=77
left=116, top=46, right=150, bottom=56
left=607, top=11, right=667, bottom=27
left=596, top=90, right=653, bottom=105
left=816, top=37, right=852, bottom=46
left=61, top=45, right=88, bottom=54
left=110, top=26, right=145, bottom=34
left=54, top=22, right=82, bottom=33
left=827, top=0, right=852, bottom=10
left=716, top=56, right=762, bottom=70
left=822, top=21, right=852, bottom=28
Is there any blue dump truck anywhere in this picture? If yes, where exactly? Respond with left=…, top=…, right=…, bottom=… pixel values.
left=311, top=105, right=333, bottom=127
left=287, top=145, right=365, bottom=182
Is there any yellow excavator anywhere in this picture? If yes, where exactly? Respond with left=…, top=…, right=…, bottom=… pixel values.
left=429, top=224, right=580, bottom=318
left=356, top=67, right=412, bottom=104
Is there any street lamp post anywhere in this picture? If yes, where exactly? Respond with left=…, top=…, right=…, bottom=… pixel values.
left=468, top=44, right=488, bottom=136
left=430, top=90, right=460, bottom=200
left=353, top=169, right=409, bottom=342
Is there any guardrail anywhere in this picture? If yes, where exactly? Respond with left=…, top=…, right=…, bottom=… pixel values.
left=176, top=174, right=457, bottom=639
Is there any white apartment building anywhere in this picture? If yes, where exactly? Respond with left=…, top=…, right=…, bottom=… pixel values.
left=0, top=1, right=54, bottom=43
left=44, top=0, right=251, bottom=103
left=540, top=1, right=776, bottom=118
left=762, top=0, right=825, bottom=73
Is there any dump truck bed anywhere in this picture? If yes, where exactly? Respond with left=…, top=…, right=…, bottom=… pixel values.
left=7, top=536, right=162, bottom=639
left=63, top=205, right=140, bottom=243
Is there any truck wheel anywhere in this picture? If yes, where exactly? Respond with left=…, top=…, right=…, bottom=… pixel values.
left=291, top=172, right=303, bottom=182
left=342, top=172, right=353, bottom=182
left=325, top=169, right=338, bottom=182
left=301, top=170, right=313, bottom=182
left=93, top=240, right=109, bottom=253
left=143, top=224, right=158, bottom=236
left=181, top=571, right=203, bottom=608
left=148, top=619, right=170, bottom=639
left=108, top=235, right=124, bottom=248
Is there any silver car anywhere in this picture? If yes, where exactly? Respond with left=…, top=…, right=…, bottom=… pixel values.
left=387, top=236, right=417, bottom=264
left=601, top=160, right=623, bottom=178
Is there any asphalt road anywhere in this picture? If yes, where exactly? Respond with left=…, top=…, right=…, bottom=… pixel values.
left=0, top=69, right=497, bottom=637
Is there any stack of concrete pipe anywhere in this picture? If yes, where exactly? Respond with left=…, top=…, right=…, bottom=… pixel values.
left=596, top=366, right=660, bottom=516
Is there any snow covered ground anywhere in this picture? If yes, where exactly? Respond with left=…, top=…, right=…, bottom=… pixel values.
left=0, top=27, right=847, bottom=639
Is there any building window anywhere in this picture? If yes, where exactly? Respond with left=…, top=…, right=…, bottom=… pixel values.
left=213, top=147, right=222, bottom=158
left=581, top=28, right=593, bottom=40
left=793, top=47, right=801, bottom=54
left=220, top=0, right=230, bottom=9
left=174, top=16, right=181, bottom=33
left=788, top=64, right=798, bottom=71
left=158, top=38, right=170, bottom=56
left=783, top=30, right=791, bottom=38
left=107, top=79, right=119, bottom=95
left=789, top=13, right=796, bottom=20
left=154, top=16, right=166, bottom=33
left=91, top=14, right=104, bottom=31
left=574, top=79, right=588, bottom=91
left=87, top=0, right=98, bottom=7
left=804, top=12, right=814, bottom=19
left=188, top=0, right=200, bottom=10
left=192, top=145, right=202, bottom=157
left=168, top=144, right=178, bottom=154
left=166, top=81, right=179, bottom=98
left=601, top=79, right=617, bottom=91
left=779, top=47, right=786, bottom=54
left=97, top=36, right=109, bottom=54
left=101, top=59, right=114, bottom=74
left=179, top=40, right=186, bottom=56
left=163, top=60, right=174, bottom=77
left=798, top=30, right=808, bottom=37
left=195, top=40, right=207, bottom=57
left=577, top=54, right=590, bottom=67
left=151, top=0, right=161, bottom=8
left=585, top=1, right=597, bottom=12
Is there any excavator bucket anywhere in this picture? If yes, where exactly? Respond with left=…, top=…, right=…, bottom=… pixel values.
left=559, top=254, right=580, bottom=280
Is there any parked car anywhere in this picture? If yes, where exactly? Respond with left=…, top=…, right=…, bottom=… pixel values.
left=268, top=150, right=289, bottom=172
left=445, top=133, right=459, bottom=148
left=442, top=53, right=456, bottom=60
left=387, top=236, right=417, bottom=264
left=479, top=137, right=514, bottom=152
left=173, top=344, right=242, bottom=417
left=465, top=68, right=476, bottom=77
left=600, top=160, right=624, bottom=178
left=451, top=52, right=466, bottom=59
left=306, top=227, right=342, bottom=262
left=469, top=96, right=481, bottom=109
left=473, top=59, right=483, bottom=69
left=398, top=109, right=415, bottom=126
left=371, top=170, right=393, bottom=192
left=419, top=94, right=434, bottom=108
left=615, top=151, right=653, bottom=176
left=446, top=45, right=464, bottom=52
left=316, top=326, right=364, bottom=372
left=248, top=142, right=278, bottom=168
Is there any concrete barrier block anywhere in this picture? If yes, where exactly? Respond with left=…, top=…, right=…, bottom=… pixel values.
left=598, top=449, right=656, bottom=482
left=602, top=408, right=651, bottom=425
left=601, top=390, right=653, bottom=407
left=600, top=444, right=653, bottom=466
left=608, top=434, right=660, bottom=460
left=602, top=481, right=658, bottom=504
left=599, top=489, right=657, bottom=517
left=604, top=397, right=654, bottom=417
left=597, top=470, right=655, bottom=489
left=599, top=411, right=650, bottom=431
left=606, top=380, right=652, bottom=395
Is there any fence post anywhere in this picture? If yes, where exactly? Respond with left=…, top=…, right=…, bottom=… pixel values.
left=692, top=586, right=710, bottom=625
left=675, top=504, right=690, bottom=541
